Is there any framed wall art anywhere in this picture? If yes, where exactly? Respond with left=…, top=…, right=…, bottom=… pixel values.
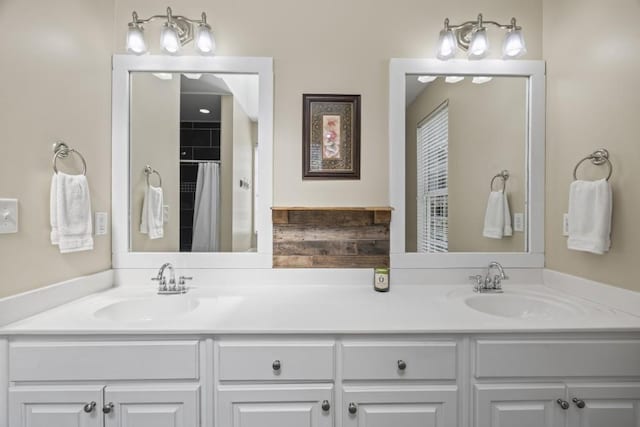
left=302, top=94, right=361, bottom=179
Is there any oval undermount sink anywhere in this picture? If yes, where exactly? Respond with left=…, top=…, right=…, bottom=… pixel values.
left=94, top=296, right=199, bottom=322
left=464, top=293, right=583, bottom=319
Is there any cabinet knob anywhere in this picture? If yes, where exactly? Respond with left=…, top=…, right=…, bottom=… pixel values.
left=572, top=398, right=586, bottom=409
left=272, top=360, right=281, bottom=371
left=102, top=402, right=114, bottom=414
left=556, top=399, right=570, bottom=410
left=83, top=401, right=96, bottom=413
left=348, top=402, right=358, bottom=415
left=321, top=400, right=330, bottom=411
left=397, top=360, right=407, bottom=370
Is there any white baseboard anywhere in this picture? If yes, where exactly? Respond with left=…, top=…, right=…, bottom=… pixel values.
left=0, top=270, right=113, bottom=327
left=543, top=269, right=640, bottom=316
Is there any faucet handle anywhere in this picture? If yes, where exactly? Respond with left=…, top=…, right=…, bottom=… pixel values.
left=469, top=275, right=483, bottom=291
left=179, top=276, right=193, bottom=285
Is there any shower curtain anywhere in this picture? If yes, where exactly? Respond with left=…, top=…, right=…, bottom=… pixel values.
left=191, top=162, right=221, bottom=252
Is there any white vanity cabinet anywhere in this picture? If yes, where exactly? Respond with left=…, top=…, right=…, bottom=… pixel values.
left=472, top=338, right=640, bottom=427
left=6, top=340, right=203, bottom=427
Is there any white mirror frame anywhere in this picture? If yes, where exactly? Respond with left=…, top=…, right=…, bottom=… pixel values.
left=112, top=55, right=273, bottom=269
left=389, top=59, right=545, bottom=268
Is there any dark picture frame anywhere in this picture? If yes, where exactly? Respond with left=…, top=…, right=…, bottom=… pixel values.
left=302, top=94, right=361, bottom=179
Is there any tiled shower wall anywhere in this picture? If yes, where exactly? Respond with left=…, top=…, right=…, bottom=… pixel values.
left=179, top=121, right=221, bottom=251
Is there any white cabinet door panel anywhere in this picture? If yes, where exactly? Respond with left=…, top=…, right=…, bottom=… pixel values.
left=343, top=386, right=458, bottom=427
left=9, top=386, right=103, bottom=427
left=567, top=383, right=640, bottom=427
left=104, top=384, right=199, bottom=427
left=474, top=384, right=566, bottom=427
left=218, top=384, right=333, bottom=427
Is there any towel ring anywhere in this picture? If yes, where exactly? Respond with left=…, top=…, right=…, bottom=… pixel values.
left=52, top=141, right=87, bottom=175
left=573, top=149, right=613, bottom=181
left=144, top=165, right=162, bottom=187
left=490, top=170, right=509, bottom=191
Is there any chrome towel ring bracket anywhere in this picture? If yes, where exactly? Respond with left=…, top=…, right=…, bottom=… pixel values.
left=52, top=141, right=87, bottom=175
left=573, top=148, right=613, bottom=181
left=143, top=165, right=162, bottom=187
left=490, top=170, right=509, bottom=191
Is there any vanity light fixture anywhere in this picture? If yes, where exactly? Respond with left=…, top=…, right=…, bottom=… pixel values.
left=472, top=76, right=493, bottom=84
left=126, top=7, right=216, bottom=55
left=183, top=73, right=203, bottom=79
left=445, top=76, right=464, bottom=83
left=199, top=108, right=211, bottom=114
left=417, top=75, right=438, bottom=83
left=152, top=73, right=173, bottom=80
left=436, top=14, right=526, bottom=60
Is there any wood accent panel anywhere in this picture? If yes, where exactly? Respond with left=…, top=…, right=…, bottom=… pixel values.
left=272, top=207, right=392, bottom=268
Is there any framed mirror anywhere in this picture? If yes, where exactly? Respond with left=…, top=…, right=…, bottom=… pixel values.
left=389, top=59, right=545, bottom=268
left=112, top=55, right=273, bottom=268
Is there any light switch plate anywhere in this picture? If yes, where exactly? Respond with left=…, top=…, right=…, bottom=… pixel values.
left=95, top=212, right=108, bottom=236
left=563, top=213, right=569, bottom=236
left=513, top=213, right=524, bottom=232
left=0, top=198, right=18, bottom=234
left=163, top=205, right=169, bottom=224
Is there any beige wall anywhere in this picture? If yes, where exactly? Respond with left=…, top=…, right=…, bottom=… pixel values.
left=130, top=73, right=180, bottom=252
left=113, top=0, right=543, bottom=208
left=406, top=77, right=527, bottom=252
left=0, top=0, right=113, bottom=298
left=543, top=0, right=640, bottom=291
left=220, top=96, right=233, bottom=251
left=232, top=99, right=255, bottom=251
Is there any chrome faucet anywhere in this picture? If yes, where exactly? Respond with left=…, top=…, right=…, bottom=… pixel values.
left=469, top=261, right=508, bottom=293
left=152, top=263, right=192, bottom=294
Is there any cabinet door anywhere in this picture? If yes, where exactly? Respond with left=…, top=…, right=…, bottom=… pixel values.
left=474, top=384, right=566, bottom=427
left=343, top=386, right=458, bottom=427
left=103, top=384, right=200, bottom=427
left=218, top=384, right=333, bottom=427
left=567, top=383, right=640, bottom=427
left=9, top=385, right=103, bottom=427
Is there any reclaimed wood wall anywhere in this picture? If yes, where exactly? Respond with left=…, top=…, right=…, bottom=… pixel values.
left=272, top=207, right=392, bottom=268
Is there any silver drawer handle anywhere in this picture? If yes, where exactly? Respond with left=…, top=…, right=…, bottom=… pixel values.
left=397, top=360, right=407, bottom=370
left=83, top=401, right=96, bottom=413
left=572, top=397, right=586, bottom=409
left=102, top=402, right=114, bottom=414
left=557, top=399, right=570, bottom=410
left=272, top=360, right=281, bottom=371
left=348, top=402, right=357, bottom=415
left=321, top=400, right=330, bottom=412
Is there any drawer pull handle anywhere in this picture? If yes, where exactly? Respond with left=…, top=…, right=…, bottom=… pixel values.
left=83, top=401, right=96, bottom=413
left=348, top=402, right=358, bottom=415
left=397, top=360, right=407, bottom=370
left=102, top=402, right=114, bottom=414
left=272, top=360, right=281, bottom=371
left=572, top=398, right=586, bottom=409
left=557, top=399, right=570, bottom=410
left=321, top=400, right=330, bottom=411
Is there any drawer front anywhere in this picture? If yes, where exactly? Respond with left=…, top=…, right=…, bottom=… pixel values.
left=342, top=341, right=457, bottom=380
left=218, top=342, right=335, bottom=381
left=10, top=341, right=199, bottom=381
left=475, top=339, right=640, bottom=378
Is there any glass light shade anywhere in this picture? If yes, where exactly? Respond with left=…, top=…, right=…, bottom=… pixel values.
left=195, top=24, right=216, bottom=54
left=417, top=75, right=437, bottom=83
left=436, top=29, right=457, bottom=60
left=160, top=23, right=181, bottom=54
left=126, top=26, right=147, bottom=54
left=445, top=76, right=464, bottom=83
left=468, top=28, right=489, bottom=59
left=152, top=73, right=173, bottom=80
left=503, top=29, right=527, bottom=58
left=472, top=76, right=493, bottom=84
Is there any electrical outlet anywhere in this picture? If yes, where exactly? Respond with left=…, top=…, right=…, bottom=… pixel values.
left=513, top=213, right=524, bottom=232
left=0, top=198, right=18, bottom=234
left=563, top=213, right=569, bottom=236
left=95, top=212, right=108, bottom=236
left=163, top=205, right=169, bottom=224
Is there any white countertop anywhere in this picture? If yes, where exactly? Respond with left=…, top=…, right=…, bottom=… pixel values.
left=2, top=283, right=639, bottom=335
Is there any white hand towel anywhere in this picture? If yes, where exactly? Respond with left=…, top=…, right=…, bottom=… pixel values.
left=140, top=185, right=164, bottom=239
left=483, top=190, right=512, bottom=239
left=50, top=172, right=93, bottom=253
left=567, top=179, right=612, bottom=254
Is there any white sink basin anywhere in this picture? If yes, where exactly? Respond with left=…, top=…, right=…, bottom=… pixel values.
left=94, top=296, right=200, bottom=322
left=464, top=293, right=583, bottom=319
